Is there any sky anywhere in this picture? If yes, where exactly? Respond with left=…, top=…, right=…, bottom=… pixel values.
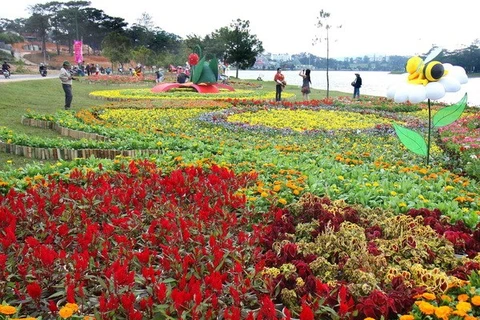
left=5, top=0, right=479, bottom=59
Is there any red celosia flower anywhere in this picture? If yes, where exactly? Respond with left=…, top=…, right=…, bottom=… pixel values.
left=156, top=282, right=167, bottom=302
left=26, top=281, right=42, bottom=301
left=338, top=285, right=355, bottom=316
left=0, top=253, right=6, bottom=270
left=120, top=292, right=136, bottom=312
left=128, top=309, right=142, bottom=320
left=139, top=297, right=153, bottom=311
left=66, top=283, right=75, bottom=303
left=48, top=300, right=58, bottom=313
left=299, top=304, right=314, bottom=320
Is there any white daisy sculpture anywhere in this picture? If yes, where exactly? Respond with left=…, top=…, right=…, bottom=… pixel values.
left=386, top=47, right=469, bottom=165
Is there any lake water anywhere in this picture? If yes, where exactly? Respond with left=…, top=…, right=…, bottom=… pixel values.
left=232, top=70, right=480, bottom=107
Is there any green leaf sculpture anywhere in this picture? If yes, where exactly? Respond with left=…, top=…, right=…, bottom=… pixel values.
left=192, top=57, right=205, bottom=84
left=197, top=61, right=217, bottom=84
left=209, top=58, right=219, bottom=82
left=393, top=123, right=428, bottom=156
left=433, top=93, right=467, bottom=128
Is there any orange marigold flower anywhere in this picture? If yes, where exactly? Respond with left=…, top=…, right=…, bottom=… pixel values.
left=441, top=294, right=452, bottom=302
left=435, top=306, right=452, bottom=319
left=65, top=302, right=79, bottom=312
left=465, top=316, right=477, bottom=320
left=456, top=301, right=472, bottom=313
left=399, top=315, right=415, bottom=320
left=0, top=305, right=17, bottom=315
left=458, top=294, right=469, bottom=302
left=471, top=295, right=480, bottom=306
left=418, top=301, right=435, bottom=315
left=422, top=292, right=436, bottom=300
left=59, top=306, right=74, bottom=319
left=452, top=310, right=467, bottom=317
left=364, top=318, right=375, bottom=320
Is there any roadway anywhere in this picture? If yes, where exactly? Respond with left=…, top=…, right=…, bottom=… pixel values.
left=0, top=73, right=59, bottom=83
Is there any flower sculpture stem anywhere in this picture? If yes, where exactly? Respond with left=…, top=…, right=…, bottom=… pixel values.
left=427, top=99, right=432, bottom=165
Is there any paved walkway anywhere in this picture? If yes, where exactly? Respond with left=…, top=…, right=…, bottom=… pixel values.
left=0, top=73, right=59, bottom=83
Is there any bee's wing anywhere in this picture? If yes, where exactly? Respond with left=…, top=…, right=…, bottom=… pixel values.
left=424, top=47, right=442, bottom=64
left=415, top=47, right=443, bottom=74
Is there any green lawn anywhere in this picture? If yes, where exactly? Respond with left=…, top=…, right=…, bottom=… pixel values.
left=0, top=79, right=148, bottom=169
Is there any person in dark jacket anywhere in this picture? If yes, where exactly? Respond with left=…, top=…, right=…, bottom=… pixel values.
left=352, top=73, right=362, bottom=99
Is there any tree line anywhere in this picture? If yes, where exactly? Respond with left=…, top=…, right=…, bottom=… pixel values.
left=285, top=45, right=480, bottom=73
left=1, top=2, right=478, bottom=75
left=0, top=1, right=263, bottom=75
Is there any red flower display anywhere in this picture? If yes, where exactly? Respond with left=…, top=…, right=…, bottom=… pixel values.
left=188, top=53, right=199, bottom=66
left=1, top=160, right=479, bottom=318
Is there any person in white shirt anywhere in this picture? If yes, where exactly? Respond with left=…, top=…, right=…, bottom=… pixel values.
left=59, top=61, right=75, bottom=110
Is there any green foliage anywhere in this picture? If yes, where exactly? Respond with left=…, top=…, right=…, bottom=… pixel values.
left=101, top=32, right=132, bottom=65
left=223, top=19, right=264, bottom=77
left=0, top=31, right=23, bottom=44
left=393, top=123, right=428, bottom=156
left=432, top=93, right=467, bottom=127
left=132, top=45, right=154, bottom=66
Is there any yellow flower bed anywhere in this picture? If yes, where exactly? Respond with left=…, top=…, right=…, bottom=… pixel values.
left=97, top=108, right=208, bottom=134
left=89, top=88, right=294, bottom=101
left=227, top=109, right=399, bottom=131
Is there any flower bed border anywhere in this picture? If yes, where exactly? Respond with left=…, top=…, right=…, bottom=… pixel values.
left=21, top=116, right=109, bottom=141
left=0, top=141, right=163, bottom=160
left=5, top=117, right=163, bottom=160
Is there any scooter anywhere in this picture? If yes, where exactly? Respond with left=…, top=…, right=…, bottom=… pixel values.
left=2, top=69, right=10, bottom=79
left=40, top=69, right=47, bottom=77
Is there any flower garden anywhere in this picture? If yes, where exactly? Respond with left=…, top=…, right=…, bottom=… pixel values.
left=0, top=78, right=479, bottom=320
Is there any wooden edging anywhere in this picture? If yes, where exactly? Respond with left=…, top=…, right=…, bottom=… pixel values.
left=4, top=117, right=162, bottom=160
left=0, top=141, right=163, bottom=161
left=21, top=116, right=109, bottom=141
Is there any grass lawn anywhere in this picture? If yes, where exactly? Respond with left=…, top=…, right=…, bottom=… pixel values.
left=0, top=78, right=151, bottom=170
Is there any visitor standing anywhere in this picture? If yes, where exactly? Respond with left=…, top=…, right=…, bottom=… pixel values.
left=352, top=73, right=362, bottom=99
left=299, top=69, right=312, bottom=101
left=274, top=68, right=285, bottom=102
left=59, top=61, right=76, bottom=110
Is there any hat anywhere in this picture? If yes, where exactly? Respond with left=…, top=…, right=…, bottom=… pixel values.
left=63, top=60, right=71, bottom=66
left=355, top=73, right=360, bottom=75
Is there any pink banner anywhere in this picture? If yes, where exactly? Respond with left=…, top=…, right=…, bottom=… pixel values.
left=74, top=40, right=83, bottom=64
